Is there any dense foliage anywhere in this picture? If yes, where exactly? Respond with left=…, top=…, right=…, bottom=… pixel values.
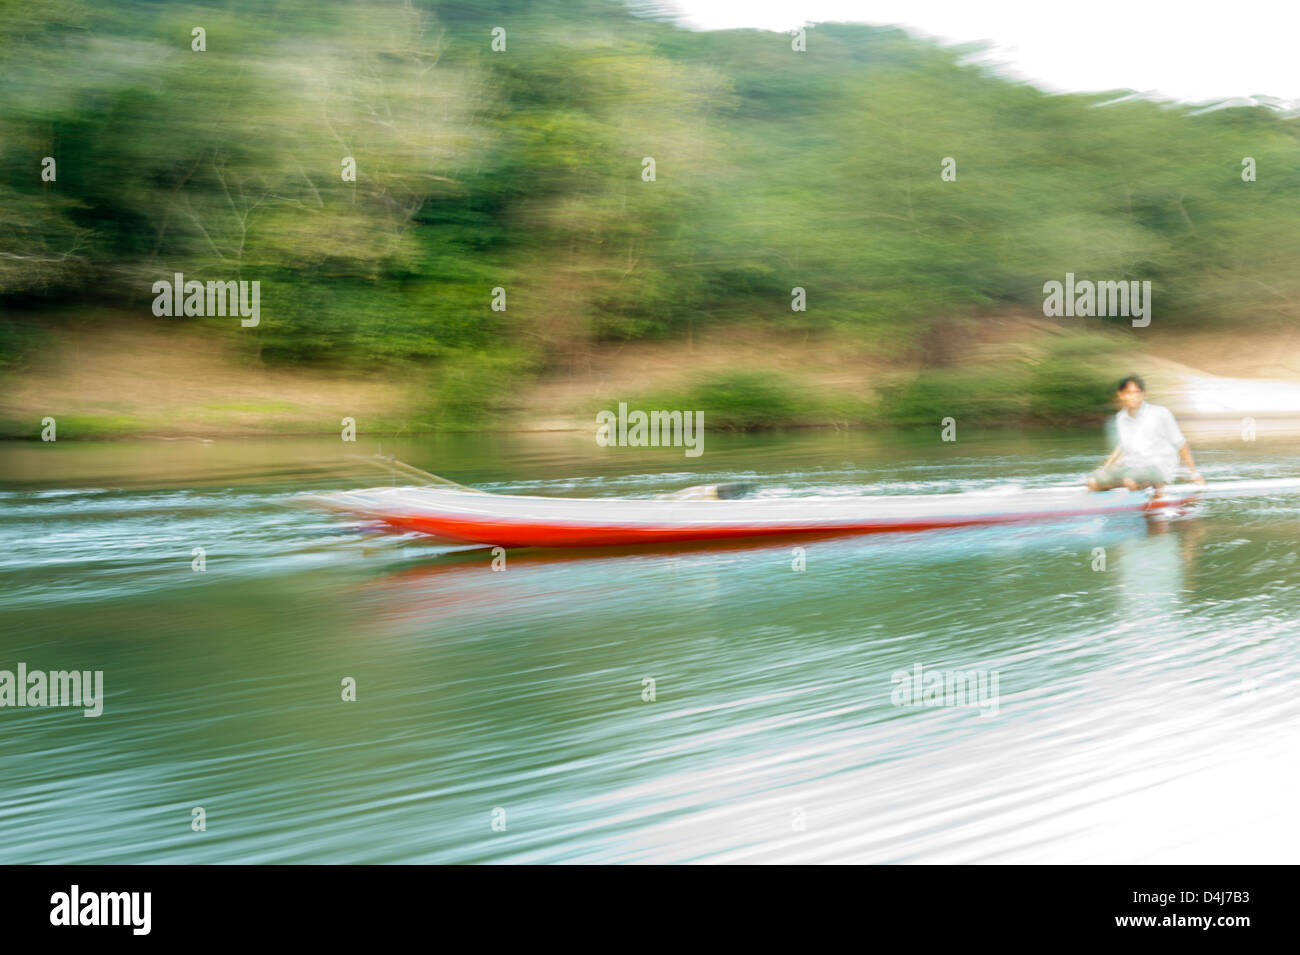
left=3, top=0, right=1298, bottom=382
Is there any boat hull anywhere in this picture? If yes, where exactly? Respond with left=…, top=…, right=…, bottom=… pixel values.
left=306, top=484, right=1204, bottom=548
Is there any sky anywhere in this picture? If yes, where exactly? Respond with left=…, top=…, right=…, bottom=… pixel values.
left=669, top=0, right=1300, bottom=104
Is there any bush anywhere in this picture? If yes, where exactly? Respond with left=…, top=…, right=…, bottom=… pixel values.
left=664, top=371, right=813, bottom=431
left=876, top=367, right=1028, bottom=428
left=1026, top=334, right=1131, bottom=424
left=427, top=349, right=538, bottom=431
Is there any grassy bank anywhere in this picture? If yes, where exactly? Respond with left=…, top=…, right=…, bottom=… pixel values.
left=0, top=310, right=1232, bottom=441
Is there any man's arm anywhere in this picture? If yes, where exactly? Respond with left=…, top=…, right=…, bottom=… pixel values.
left=1087, top=444, right=1124, bottom=490
left=1164, top=408, right=1204, bottom=484
left=1179, top=442, right=1204, bottom=484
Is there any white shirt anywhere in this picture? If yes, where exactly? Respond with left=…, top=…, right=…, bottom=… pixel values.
left=1115, top=401, right=1186, bottom=483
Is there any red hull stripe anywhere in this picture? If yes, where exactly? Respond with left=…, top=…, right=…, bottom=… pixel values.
left=379, top=496, right=1195, bottom=548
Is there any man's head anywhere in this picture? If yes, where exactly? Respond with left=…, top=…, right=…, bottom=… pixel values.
left=1117, top=375, right=1145, bottom=412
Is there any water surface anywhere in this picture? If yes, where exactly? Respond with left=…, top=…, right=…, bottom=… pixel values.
left=2, top=430, right=1298, bottom=863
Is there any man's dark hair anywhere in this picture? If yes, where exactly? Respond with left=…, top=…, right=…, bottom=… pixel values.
left=1117, top=375, right=1145, bottom=392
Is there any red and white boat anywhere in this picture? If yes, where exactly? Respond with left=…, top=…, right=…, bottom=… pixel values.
left=300, top=476, right=1300, bottom=549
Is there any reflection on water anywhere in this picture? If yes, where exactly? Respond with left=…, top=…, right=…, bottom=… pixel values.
left=1, top=432, right=1299, bottom=863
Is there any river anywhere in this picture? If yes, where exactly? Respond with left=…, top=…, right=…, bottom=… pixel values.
left=2, top=428, right=1298, bottom=863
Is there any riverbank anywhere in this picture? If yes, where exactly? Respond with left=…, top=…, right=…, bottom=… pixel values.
left=3, top=312, right=1299, bottom=439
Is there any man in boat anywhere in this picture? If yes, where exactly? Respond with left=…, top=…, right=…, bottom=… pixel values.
left=1087, top=376, right=1205, bottom=495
